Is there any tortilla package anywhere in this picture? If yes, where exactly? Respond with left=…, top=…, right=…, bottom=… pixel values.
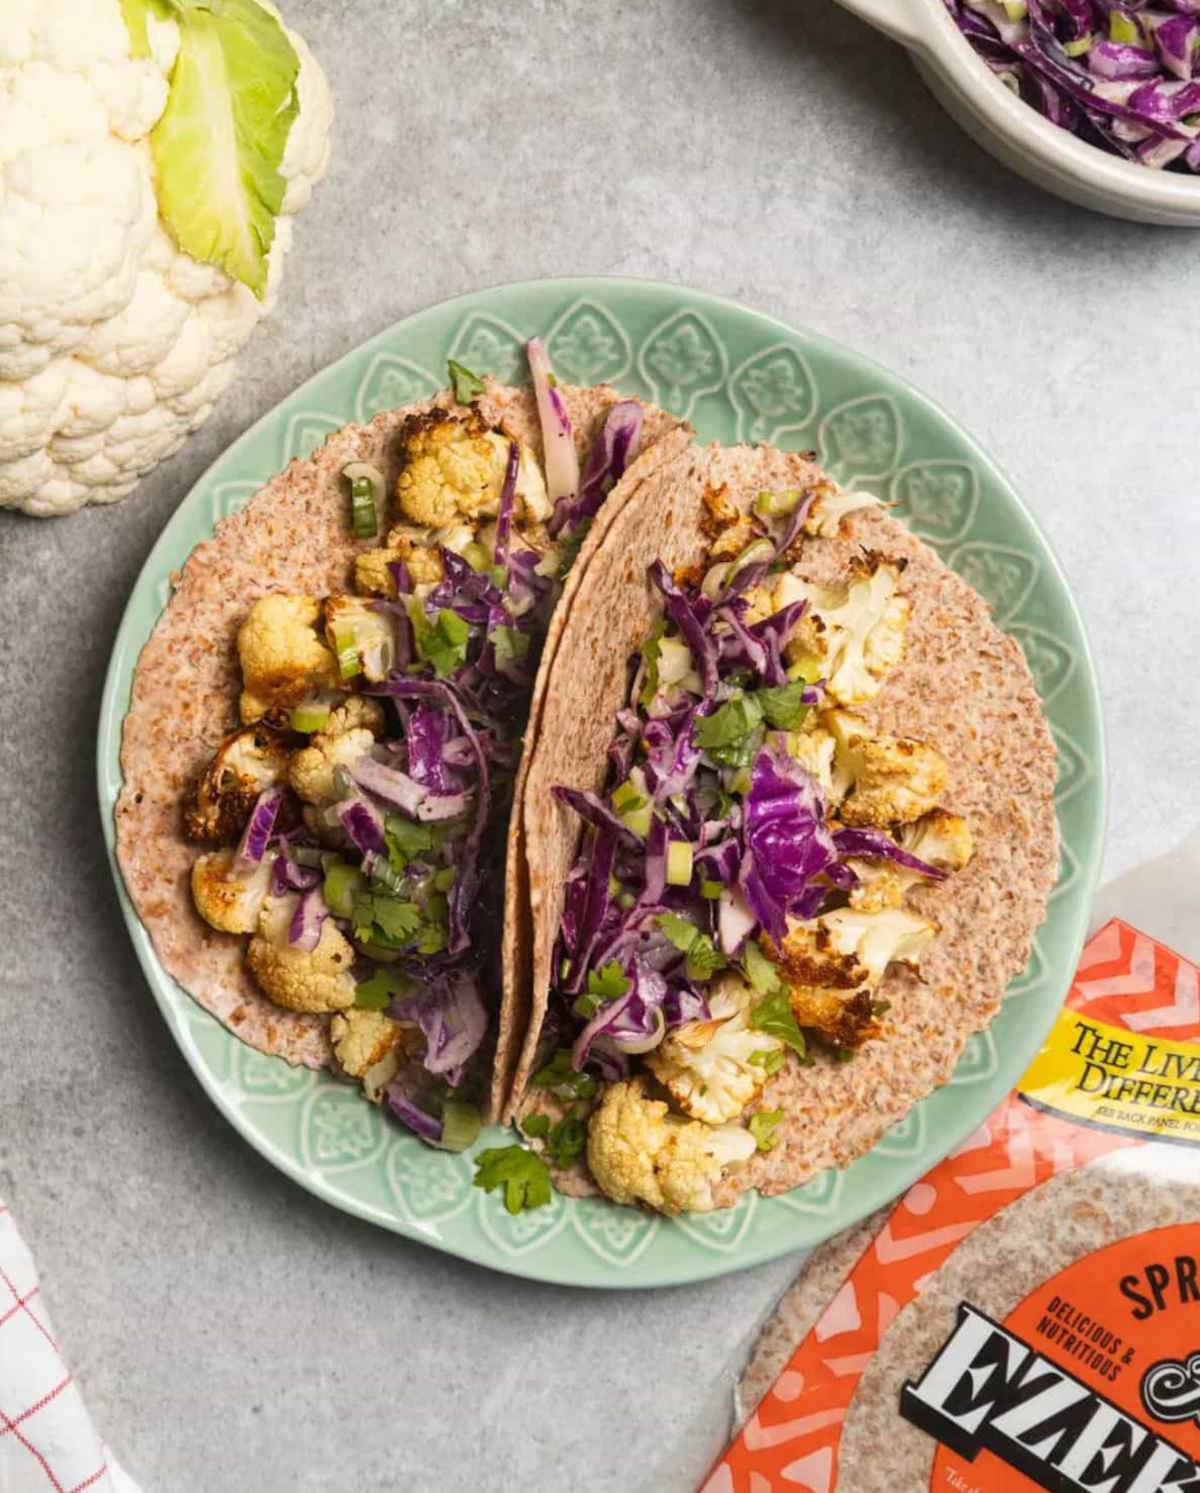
left=115, top=376, right=685, bottom=1127
left=709, top=918, right=1200, bottom=1493
left=507, top=441, right=1057, bottom=1211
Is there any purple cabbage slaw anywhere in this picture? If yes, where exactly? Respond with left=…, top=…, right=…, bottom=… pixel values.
left=260, top=365, right=645, bottom=1144
left=549, top=498, right=945, bottom=1079
left=946, top=0, right=1200, bottom=169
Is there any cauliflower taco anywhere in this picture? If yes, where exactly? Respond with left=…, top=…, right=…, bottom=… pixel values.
left=115, top=350, right=686, bottom=1143
left=505, top=442, right=1058, bottom=1214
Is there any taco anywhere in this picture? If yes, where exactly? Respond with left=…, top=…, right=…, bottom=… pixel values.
left=114, top=354, right=686, bottom=1141
left=508, top=442, right=1058, bottom=1212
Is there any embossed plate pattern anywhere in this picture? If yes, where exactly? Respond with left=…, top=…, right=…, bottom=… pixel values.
left=97, top=279, right=1104, bottom=1287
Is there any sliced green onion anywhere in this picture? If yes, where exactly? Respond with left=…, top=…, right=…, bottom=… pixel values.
left=754, top=489, right=801, bottom=519
left=1063, top=31, right=1092, bottom=55
left=330, top=625, right=361, bottom=680
left=611, top=780, right=644, bottom=813
left=727, top=537, right=776, bottom=582
left=1003, top=0, right=1028, bottom=19
left=343, top=462, right=383, bottom=539
left=657, top=635, right=696, bottom=688
left=1108, top=9, right=1136, bottom=40
left=437, top=1099, right=481, bottom=1152
left=666, top=841, right=694, bottom=887
left=748, top=1108, right=783, bottom=1152
left=618, top=802, right=652, bottom=838
left=700, top=878, right=724, bottom=899
left=464, top=541, right=491, bottom=572
left=289, top=699, right=331, bottom=734
left=324, top=861, right=366, bottom=919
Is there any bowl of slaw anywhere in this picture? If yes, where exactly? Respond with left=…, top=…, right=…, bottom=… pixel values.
left=838, top=0, right=1200, bottom=224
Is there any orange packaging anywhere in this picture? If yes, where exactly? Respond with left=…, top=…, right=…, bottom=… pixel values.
left=705, top=920, right=1200, bottom=1493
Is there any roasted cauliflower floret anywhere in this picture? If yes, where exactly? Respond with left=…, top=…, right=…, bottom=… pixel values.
left=287, top=727, right=376, bottom=807
left=849, top=811, right=974, bottom=912
left=246, top=895, right=356, bottom=1013
left=356, top=538, right=446, bottom=597
left=701, top=482, right=757, bottom=560
left=774, top=906, right=935, bottom=1049
left=788, top=724, right=837, bottom=799
left=827, top=711, right=948, bottom=827
left=237, top=594, right=339, bottom=723
left=323, top=696, right=385, bottom=738
left=182, top=723, right=292, bottom=843
left=324, top=595, right=397, bottom=683
left=331, top=1008, right=412, bottom=1103
left=394, top=410, right=547, bottom=530
left=899, top=809, right=974, bottom=872
left=802, top=482, right=883, bottom=539
left=190, top=848, right=272, bottom=934
left=586, top=1077, right=756, bottom=1215
left=646, top=976, right=782, bottom=1125
left=776, top=560, right=910, bottom=706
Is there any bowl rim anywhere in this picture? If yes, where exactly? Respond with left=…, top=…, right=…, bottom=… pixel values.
left=847, top=0, right=1200, bottom=211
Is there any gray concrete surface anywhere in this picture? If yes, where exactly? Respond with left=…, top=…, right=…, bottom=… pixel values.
left=2, top=0, right=1198, bottom=1489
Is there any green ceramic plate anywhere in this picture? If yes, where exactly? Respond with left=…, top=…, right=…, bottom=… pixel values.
left=97, top=278, right=1104, bottom=1287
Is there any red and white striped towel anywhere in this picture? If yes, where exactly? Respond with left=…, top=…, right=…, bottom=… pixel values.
left=0, top=1201, right=141, bottom=1493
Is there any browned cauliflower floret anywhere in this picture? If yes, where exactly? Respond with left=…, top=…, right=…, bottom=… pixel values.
left=801, top=481, right=883, bottom=538
left=355, top=540, right=445, bottom=597
left=849, top=810, right=974, bottom=912
left=393, top=410, right=548, bottom=530
left=645, top=976, right=782, bottom=1125
left=246, top=895, right=356, bottom=1013
left=776, top=560, right=910, bottom=706
left=586, top=1077, right=756, bottom=1215
left=237, top=594, right=339, bottom=723
left=324, top=595, right=397, bottom=683
left=182, top=723, right=291, bottom=843
left=190, top=848, right=272, bottom=933
left=775, top=906, right=937, bottom=1049
left=701, top=482, right=757, bottom=561
left=827, top=711, right=948, bottom=827
left=287, top=727, right=376, bottom=807
left=330, top=1008, right=413, bottom=1102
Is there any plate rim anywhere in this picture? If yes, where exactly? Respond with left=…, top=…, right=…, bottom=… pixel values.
left=96, top=274, right=1107, bottom=1288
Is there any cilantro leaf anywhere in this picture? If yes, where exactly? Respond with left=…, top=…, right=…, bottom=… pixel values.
left=694, top=692, right=764, bottom=751
left=638, top=618, right=667, bottom=708
left=757, top=679, right=812, bottom=730
left=557, top=516, right=593, bottom=578
left=385, top=813, right=435, bottom=869
left=547, top=1114, right=587, bottom=1168
left=448, top=359, right=485, bottom=404
left=573, top=961, right=630, bottom=1019
left=472, top=1145, right=552, bottom=1215
left=531, top=1049, right=599, bottom=1100
left=748, top=1108, right=784, bottom=1152
left=417, top=608, right=471, bottom=678
left=656, top=913, right=727, bottom=984
left=520, top=1113, right=551, bottom=1139
left=749, top=990, right=809, bottom=1064
left=354, top=967, right=413, bottom=1010
left=741, top=939, right=785, bottom=996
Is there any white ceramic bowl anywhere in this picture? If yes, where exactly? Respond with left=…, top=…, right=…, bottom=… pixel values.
left=838, top=0, right=1200, bottom=224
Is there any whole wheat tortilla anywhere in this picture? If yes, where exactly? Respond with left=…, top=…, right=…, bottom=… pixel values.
left=511, top=442, right=1059, bottom=1188
left=836, top=1149, right=1200, bottom=1489
left=115, top=379, right=681, bottom=1116
left=494, top=420, right=691, bottom=1116
left=735, top=1209, right=889, bottom=1430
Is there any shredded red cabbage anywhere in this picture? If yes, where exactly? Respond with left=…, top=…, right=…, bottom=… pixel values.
left=549, top=497, right=945, bottom=1076
left=236, top=785, right=284, bottom=865
left=945, top=0, right=1200, bottom=170
left=393, top=971, right=488, bottom=1088
left=288, top=886, right=329, bottom=952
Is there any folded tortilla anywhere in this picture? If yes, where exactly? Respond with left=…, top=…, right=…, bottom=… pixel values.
left=509, top=441, right=1059, bottom=1194
left=114, top=380, right=684, bottom=1121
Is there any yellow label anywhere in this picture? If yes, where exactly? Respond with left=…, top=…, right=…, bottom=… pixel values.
left=1020, top=1009, right=1200, bottom=1146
